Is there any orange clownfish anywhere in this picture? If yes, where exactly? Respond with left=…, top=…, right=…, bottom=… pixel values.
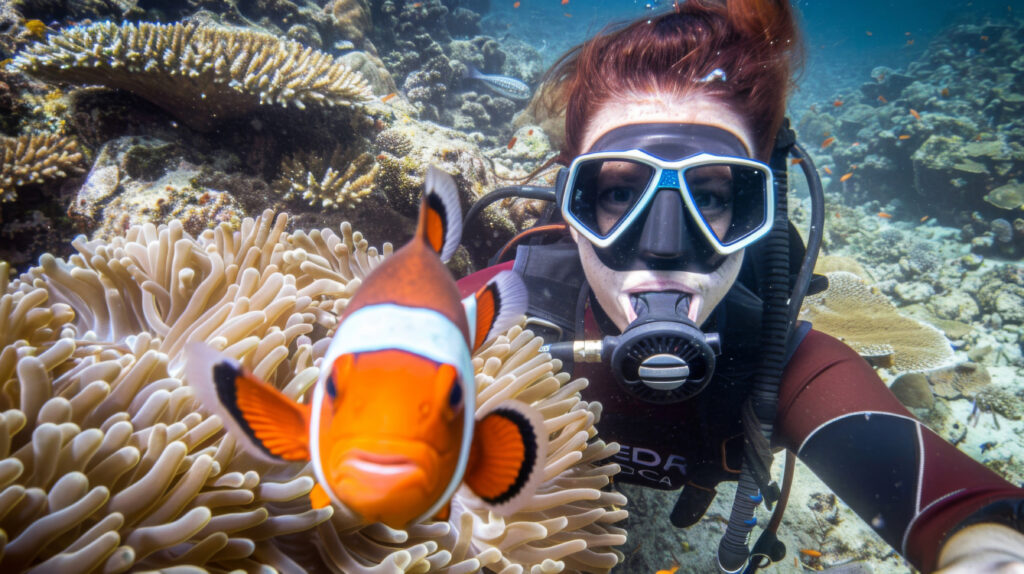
left=186, top=166, right=545, bottom=528
left=821, top=136, right=835, bottom=149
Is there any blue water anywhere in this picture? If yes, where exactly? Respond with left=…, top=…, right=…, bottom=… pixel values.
left=483, top=0, right=1022, bottom=107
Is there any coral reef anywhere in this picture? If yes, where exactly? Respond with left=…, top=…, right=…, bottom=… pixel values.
left=14, top=21, right=373, bottom=130
left=272, top=146, right=378, bottom=211
left=800, top=271, right=955, bottom=374
left=1, top=210, right=626, bottom=571
left=0, top=133, right=84, bottom=202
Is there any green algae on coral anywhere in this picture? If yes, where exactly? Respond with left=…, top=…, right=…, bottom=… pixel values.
left=14, top=21, right=373, bottom=131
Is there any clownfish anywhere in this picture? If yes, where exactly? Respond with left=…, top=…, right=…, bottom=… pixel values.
left=186, top=166, right=545, bottom=528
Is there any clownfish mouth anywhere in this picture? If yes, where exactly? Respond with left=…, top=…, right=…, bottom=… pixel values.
left=344, top=451, right=419, bottom=476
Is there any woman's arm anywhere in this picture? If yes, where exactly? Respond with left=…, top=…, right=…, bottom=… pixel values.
left=775, top=329, right=1024, bottom=573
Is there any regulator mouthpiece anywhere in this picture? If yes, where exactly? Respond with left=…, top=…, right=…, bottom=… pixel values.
left=606, top=291, right=721, bottom=403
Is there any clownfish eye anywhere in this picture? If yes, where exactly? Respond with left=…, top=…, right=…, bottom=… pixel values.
left=326, top=375, right=338, bottom=399
left=448, top=380, right=463, bottom=411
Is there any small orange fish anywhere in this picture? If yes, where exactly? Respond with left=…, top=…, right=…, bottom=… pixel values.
left=852, top=142, right=860, bottom=147
left=906, top=39, right=915, bottom=46
left=412, top=2, right=422, bottom=7
left=655, top=565, right=679, bottom=574
left=186, top=167, right=544, bottom=529
left=981, top=35, right=989, bottom=41
left=910, top=109, right=921, bottom=120
left=840, top=172, right=853, bottom=182
left=790, top=158, right=803, bottom=165
left=513, top=1, right=520, bottom=7
left=833, top=99, right=844, bottom=107
left=941, top=87, right=950, bottom=97
left=562, top=0, right=569, bottom=4
left=905, top=31, right=912, bottom=36
left=974, top=134, right=983, bottom=141
left=527, top=129, right=533, bottom=135
left=821, top=136, right=835, bottom=149
left=877, top=95, right=888, bottom=103
left=920, top=215, right=930, bottom=223
left=564, top=12, right=572, bottom=17
left=381, top=92, right=398, bottom=103
left=865, top=30, right=873, bottom=36
left=835, top=212, right=841, bottom=218
left=507, top=136, right=517, bottom=149
left=800, top=549, right=823, bottom=558
left=24, top=19, right=47, bottom=38
left=877, top=212, right=892, bottom=219
left=823, top=166, right=833, bottom=175
left=899, top=134, right=911, bottom=140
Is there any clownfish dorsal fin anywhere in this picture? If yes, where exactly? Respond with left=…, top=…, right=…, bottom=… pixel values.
left=463, top=270, right=528, bottom=351
left=184, top=342, right=310, bottom=463
left=417, top=165, right=462, bottom=262
left=463, top=400, right=547, bottom=515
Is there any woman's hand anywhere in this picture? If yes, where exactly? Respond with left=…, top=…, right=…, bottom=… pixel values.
left=936, top=523, right=1024, bottom=573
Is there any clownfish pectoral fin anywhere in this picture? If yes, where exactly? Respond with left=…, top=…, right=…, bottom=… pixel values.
left=184, top=342, right=310, bottom=464
left=464, top=400, right=547, bottom=515
left=463, top=270, right=528, bottom=351
left=310, top=482, right=332, bottom=510
left=417, top=165, right=462, bottom=263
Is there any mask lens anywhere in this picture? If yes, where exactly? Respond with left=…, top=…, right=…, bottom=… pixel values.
left=683, top=163, right=768, bottom=246
left=568, top=159, right=655, bottom=238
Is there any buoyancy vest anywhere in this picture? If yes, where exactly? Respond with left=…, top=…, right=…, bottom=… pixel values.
left=511, top=240, right=810, bottom=525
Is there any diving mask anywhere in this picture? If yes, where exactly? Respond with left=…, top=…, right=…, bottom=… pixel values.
left=557, top=123, right=775, bottom=272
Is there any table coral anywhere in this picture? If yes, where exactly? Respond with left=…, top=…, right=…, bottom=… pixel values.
left=0, top=133, right=84, bottom=202
left=13, top=21, right=373, bottom=131
left=1, top=210, right=626, bottom=572
left=800, top=271, right=955, bottom=374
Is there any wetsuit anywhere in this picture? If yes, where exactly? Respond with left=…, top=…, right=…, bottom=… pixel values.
left=458, top=253, right=1024, bottom=574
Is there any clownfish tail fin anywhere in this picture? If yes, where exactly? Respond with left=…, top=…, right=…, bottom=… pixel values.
left=464, top=270, right=528, bottom=351
left=418, top=165, right=463, bottom=263
left=184, top=342, right=310, bottom=464
left=463, top=400, right=547, bottom=515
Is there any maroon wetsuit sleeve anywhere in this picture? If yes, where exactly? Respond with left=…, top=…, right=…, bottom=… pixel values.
left=456, top=261, right=515, bottom=297
left=775, top=329, right=1024, bottom=573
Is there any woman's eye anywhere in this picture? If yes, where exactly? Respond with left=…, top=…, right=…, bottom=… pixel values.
left=692, top=190, right=731, bottom=214
left=597, top=187, right=637, bottom=212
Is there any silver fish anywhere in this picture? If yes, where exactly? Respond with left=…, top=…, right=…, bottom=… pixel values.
left=463, top=65, right=531, bottom=100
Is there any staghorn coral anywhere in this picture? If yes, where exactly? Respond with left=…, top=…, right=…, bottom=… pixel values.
left=800, top=271, right=955, bottom=374
left=13, top=21, right=373, bottom=131
left=1, top=133, right=85, bottom=201
left=272, top=146, right=378, bottom=211
left=2, top=210, right=626, bottom=571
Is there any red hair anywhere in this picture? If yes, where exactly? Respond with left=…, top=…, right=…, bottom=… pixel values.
left=539, top=0, right=803, bottom=161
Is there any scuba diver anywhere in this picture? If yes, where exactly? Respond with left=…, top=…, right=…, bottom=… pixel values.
left=457, top=1, right=1024, bottom=573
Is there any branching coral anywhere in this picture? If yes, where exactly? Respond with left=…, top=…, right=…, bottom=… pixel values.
left=1, top=133, right=85, bottom=201
left=14, top=21, right=373, bottom=130
left=2, top=210, right=626, bottom=571
left=272, top=147, right=378, bottom=211
left=800, top=271, right=955, bottom=374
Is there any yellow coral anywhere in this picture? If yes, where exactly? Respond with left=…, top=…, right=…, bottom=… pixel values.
left=1, top=133, right=84, bottom=201
left=272, top=147, right=378, bottom=211
left=14, top=22, right=373, bottom=130
left=800, top=271, right=955, bottom=374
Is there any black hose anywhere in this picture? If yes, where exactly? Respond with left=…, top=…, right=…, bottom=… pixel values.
left=717, top=122, right=795, bottom=573
left=787, top=144, right=826, bottom=330
left=462, top=185, right=556, bottom=230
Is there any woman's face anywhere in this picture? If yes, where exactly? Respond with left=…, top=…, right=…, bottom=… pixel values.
left=572, top=92, right=755, bottom=332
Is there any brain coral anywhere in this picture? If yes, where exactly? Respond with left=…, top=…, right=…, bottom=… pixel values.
left=800, top=271, right=955, bottom=374
left=1, top=133, right=85, bottom=202
left=14, top=22, right=373, bottom=131
left=1, top=210, right=626, bottom=571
